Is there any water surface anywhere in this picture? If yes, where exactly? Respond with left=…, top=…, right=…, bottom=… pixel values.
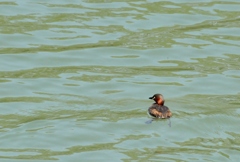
left=0, top=0, right=240, bottom=161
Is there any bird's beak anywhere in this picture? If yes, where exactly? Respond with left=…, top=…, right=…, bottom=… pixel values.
left=149, top=96, right=154, bottom=99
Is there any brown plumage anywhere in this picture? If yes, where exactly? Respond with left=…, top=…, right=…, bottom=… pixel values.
left=148, top=94, right=172, bottom=119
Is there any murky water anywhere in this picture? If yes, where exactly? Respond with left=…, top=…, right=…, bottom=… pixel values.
left=0, top=0, right=240, bottom=161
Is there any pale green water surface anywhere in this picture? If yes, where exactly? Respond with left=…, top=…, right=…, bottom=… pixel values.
left=0, top=0, right=240, bottom=161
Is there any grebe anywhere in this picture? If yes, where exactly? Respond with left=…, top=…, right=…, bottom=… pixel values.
left=148, top=94, right=172, bottom=118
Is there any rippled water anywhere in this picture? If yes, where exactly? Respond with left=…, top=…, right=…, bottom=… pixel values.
left=0, top=0, right=240, bottom=161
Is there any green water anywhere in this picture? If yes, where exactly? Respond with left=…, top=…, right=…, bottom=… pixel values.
left=0, top=0, right=240, bottom=161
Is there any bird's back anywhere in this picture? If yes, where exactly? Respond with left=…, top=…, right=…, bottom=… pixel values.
left=148, top=104, right=172, bottom=118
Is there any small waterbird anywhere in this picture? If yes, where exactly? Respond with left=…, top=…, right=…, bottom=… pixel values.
left=145, top=94, right=172, bottom=126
